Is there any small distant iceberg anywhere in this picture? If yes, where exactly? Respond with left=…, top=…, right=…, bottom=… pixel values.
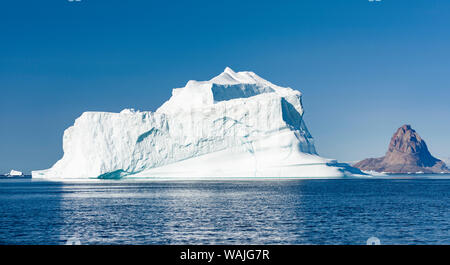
left=6, top=170, right=24, bottom=177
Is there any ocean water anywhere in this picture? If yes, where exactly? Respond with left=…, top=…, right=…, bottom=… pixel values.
left=0, top=177, right=449, bottom=245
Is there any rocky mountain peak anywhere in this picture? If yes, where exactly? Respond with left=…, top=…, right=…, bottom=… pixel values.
left=354, top=125, right=449, bottom=174
left=387, top=124, right=427, bottom=154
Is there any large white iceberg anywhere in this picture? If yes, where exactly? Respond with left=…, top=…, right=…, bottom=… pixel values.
left=32, top=67, right=362, bottom=180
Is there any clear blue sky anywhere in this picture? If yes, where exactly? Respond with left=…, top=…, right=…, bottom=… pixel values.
left=1, top=0, right=450, bottom=174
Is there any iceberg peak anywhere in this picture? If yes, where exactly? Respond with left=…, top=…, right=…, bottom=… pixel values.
left=223, top=66, right=235, bottom=74
left=209, top=67, right=265, bottom=85
left=157, top=68, right=297, bottom=113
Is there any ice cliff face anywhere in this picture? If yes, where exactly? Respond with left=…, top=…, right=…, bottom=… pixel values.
left=32, top=67, right=361, bottom=179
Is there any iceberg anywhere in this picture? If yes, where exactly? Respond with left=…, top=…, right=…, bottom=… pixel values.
left=7, top=170, right=23, bottom=177
left=32, top=67, right=362, bottom=180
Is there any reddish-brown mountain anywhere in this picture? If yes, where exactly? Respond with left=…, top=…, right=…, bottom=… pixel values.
left=354, top=125, right=449, bottom=174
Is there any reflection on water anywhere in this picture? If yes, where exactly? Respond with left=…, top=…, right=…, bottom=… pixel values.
left=0, top=178, right=449, bottom=244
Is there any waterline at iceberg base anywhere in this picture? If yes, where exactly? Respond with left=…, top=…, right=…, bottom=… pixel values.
left=32, top=67, right=364, bottom=180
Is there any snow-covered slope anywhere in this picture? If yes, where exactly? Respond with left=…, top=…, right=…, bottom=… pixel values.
left=32, top=67, right=361, bottom=179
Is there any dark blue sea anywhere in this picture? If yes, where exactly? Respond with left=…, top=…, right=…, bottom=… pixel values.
left=0, top=177, right=449, bottom=245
